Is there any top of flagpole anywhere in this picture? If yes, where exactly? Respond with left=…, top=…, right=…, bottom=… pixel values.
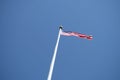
left=59, top=25, right=63, bottom=30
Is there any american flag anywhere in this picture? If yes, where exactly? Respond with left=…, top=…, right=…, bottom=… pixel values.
left=60, top=30, right=93, bottom=40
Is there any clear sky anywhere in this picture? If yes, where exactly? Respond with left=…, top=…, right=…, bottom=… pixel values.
left=1, top=0, right=120, bottom=80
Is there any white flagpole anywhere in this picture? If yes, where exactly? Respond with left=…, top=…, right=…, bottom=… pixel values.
left=47, top=27, right=62, bottom=80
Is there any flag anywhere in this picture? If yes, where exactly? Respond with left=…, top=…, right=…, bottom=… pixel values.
left=60, top=30, right=93, bottom=40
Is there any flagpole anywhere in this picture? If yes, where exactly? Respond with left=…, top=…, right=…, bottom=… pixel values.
left=47, top=27, right=62, bottom=80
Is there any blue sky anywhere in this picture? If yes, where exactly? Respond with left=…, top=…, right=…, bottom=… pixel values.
left=1, top=0, right=120, bottom=80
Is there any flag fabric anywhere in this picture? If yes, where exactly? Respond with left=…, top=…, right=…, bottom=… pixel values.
left=60, top=30, right=93, bottom=40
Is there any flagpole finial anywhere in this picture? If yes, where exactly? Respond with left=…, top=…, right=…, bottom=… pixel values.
left=59, top=25, right=63, bottom=29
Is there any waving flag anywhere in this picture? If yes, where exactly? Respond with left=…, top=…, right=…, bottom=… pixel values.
left=60, top=30, right=93, bottom=40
